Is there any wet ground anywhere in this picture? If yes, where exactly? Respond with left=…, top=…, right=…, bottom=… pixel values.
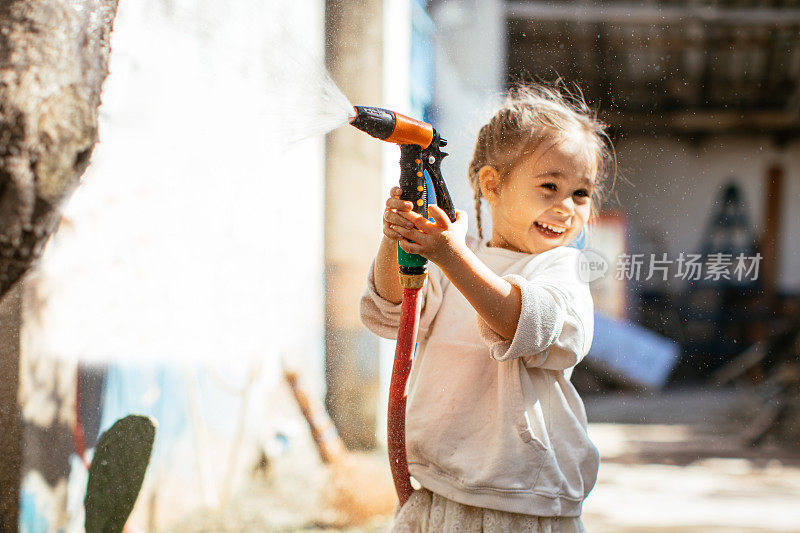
left=169, top=387, right=800, bottom=532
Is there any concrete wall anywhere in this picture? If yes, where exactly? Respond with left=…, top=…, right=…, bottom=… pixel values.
left=324, top=0, right=385, bottom=450
left=325, top=0, right=439, bottom=450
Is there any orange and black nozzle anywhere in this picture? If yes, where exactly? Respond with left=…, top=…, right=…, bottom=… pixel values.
left=349, top=106, right=456, bottom=286
left=350, top=106, right=434, bottom=148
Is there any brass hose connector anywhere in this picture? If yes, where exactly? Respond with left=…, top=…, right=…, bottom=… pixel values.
left=399, top=272, right=427, bottom=290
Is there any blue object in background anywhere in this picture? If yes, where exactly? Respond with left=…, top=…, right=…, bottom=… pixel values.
left=411, top=0, right=434, bottom=122
left=568, top=227, right=587, bottom=249
left=19, top=486, right=50, bottom=533
left=99, top=363, right=189, bottom=463
left=588, top=312, right=681, bottom=390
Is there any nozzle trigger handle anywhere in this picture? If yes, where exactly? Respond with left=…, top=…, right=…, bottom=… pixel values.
left=397, top=144, right=427, bottom=273
left=424, top=134, right=456, bottom=223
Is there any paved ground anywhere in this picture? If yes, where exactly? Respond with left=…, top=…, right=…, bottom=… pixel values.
left=170, top=387, right=800, bottom=532
left=581, top=388, right=800, bottom=532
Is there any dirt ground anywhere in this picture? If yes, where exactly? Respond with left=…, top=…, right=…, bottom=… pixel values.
left=169, top=387, right=800, bottom=532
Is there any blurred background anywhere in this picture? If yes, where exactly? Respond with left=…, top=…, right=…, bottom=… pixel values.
left=2, top=0, right=799, bottom=531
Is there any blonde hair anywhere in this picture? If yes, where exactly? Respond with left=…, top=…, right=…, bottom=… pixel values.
left=468, top=81, right=615, bottom=239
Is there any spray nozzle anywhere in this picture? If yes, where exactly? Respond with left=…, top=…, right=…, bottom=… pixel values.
left=349, top=104, right=454, bottom=226
left=350, top=106, right=434, bottom=148
left=348, top=104, right=455, bottom=281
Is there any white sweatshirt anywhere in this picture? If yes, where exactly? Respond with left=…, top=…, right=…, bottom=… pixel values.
left=360, top=237, right=599, bottom=517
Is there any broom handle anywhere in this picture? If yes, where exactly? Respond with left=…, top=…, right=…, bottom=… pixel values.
left=284, top=370, right=346, bottom=464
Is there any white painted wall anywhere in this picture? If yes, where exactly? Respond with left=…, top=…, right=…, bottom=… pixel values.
left=613, top=135, right=800, bottom=293
left=19, top=2, right=332, bottom=530
left=27, top=0, right=327, bottom=387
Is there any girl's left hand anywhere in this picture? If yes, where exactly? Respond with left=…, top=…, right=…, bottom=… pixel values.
left=392, top=204, right=469, bottom=268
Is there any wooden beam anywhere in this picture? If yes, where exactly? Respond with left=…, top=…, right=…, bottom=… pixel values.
left=508, top=24, right=791, bottom=51
left=600, top=109, right=800, bottom=134
left=761, top=165, right=783, bottom=298
left=507, top=2, right=800, bottom=26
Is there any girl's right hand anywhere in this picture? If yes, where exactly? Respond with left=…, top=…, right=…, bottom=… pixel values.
left=383, top=186, right=416, bottom=241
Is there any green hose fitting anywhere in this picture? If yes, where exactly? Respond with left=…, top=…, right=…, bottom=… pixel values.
left=398, top=246, right=427, bottom=270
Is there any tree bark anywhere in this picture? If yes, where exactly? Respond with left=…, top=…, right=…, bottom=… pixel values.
left=0, top=2, right=118, bottom=530
left=0, top=0, right=119, bottom=299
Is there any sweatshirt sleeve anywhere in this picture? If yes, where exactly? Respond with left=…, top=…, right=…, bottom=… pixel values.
left=359, top=259, right=446, bottom=341
left=476, top=247, right=594, bottom=370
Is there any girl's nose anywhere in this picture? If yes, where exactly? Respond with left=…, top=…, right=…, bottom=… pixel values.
left=553, top=196, right=576, bottom=215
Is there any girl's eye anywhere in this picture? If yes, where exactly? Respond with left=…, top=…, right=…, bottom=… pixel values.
left=574, top=189, right=590, bottom=198
left=541, top=183, right=557, bottom=192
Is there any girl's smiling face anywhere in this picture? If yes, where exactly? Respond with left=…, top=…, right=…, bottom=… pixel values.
left=480, top=135, right=597, bottom=254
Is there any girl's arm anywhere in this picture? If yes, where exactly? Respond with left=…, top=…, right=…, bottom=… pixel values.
left=390, top=204, right=522, bottom=340
left=374, top=188, right=419, bottom=304
left=434, top=242, right=522, bottom=339
left=361, top=187, right=448, bottom=341
left=373, top=235, right=404, bottom=304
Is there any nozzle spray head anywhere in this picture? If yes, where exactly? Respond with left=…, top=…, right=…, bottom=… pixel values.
left=350, top=106, right=434, bottom=148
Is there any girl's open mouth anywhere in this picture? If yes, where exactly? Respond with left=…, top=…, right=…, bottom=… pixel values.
left=534, top=221, right=566, bottom=239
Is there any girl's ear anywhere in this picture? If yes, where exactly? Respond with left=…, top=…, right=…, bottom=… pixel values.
left=478, top=165, right=501, bottom=203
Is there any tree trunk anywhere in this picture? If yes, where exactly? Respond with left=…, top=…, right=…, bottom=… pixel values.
left=0, top=1, right=118, bottom=530
left=0, top=0, right=119, bottom=299
left=0, top=283, right=21, bottom=532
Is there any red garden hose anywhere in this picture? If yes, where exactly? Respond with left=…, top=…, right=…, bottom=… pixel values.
left=387, top=286, right=423, bottom=506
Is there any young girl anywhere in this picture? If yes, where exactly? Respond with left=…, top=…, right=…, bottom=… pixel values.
left=360, top=83, right=613, bottom=532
